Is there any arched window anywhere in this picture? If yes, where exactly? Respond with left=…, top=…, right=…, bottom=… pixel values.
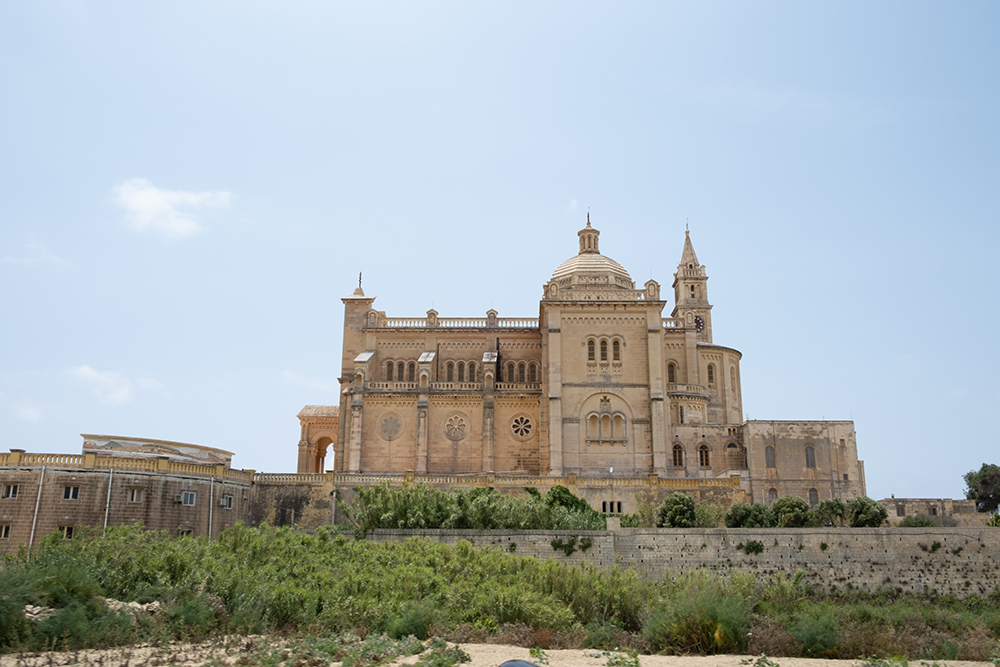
left=517, top=363, right=526, bottom=383
left=589, top=414, right=599, bottom=438
left=528, top=362, right=537, bottom=383
left=613, top=414, right=624, bottom=439
left=600, top=340, right=608, bottom=361
left=765, top=446, right=776, bottom=468
left=408, top=363, right=416, bottom=382
left=698, top=444, right=710, bottom=467
left=588, top=340, right=595, bottom=362
left=805, top=446, right=816, bottom=469
left=707, top=364, right=715, bottom=384
left=446, top=362, right=454, bottom=382
left=679, top=405, right=685, bottom=424
left=768, top=488, right=778, bottom=504
left=612, top=340, right=620, bottom=362
left=667, top=363, right=676, bottom=383
left=457, top=362, right=464, bottom=382
left=601, top=414, right=611, bottom=438
left=468, top=362, right=476, bottom=382
left=808, top=488, right=819, bottom=508
left=386, top=362, right=395, bottom=381
left=673, top=444, right=684, bottom=467
left=601, top=501, right=607, bottom=513
left=506, top=362, right=515, bottom=383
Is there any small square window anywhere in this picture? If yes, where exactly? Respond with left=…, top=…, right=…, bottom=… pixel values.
left=58, top=525, right=74, bottom=539
left=928, top=507, right=937, bottom=516
left=63, top=486, right=79, bottom=500
left=3, top=484, right=18, bottom=499
left=128, top=488, right=143, bottom=503
left=0, top=524, right=10, bottom=539
left=182, top=491, right=196, bottom=506
left=896, top=506, right=905, bottom=517
left=843, top=474, right=849, bottom=481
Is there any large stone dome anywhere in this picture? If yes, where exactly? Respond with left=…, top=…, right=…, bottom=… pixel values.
left=548, top=218, right=634, bottom=290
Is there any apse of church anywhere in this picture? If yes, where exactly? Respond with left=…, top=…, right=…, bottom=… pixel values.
left=297, top=219, right=866, bottom=508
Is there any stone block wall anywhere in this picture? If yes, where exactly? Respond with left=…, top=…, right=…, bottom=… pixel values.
left=364, top=527, right=1000, bottom=599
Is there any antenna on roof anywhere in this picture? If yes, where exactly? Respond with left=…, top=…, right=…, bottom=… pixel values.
left=358, top=272, right=362, bottom=289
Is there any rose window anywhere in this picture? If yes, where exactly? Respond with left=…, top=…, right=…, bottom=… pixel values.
left=510, top=414, right=534, bottom=440
left=444, top=414, right=468, bottom=441
left=377, top=414, right=402, bottom=441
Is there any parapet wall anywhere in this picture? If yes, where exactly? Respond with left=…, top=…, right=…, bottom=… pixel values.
left=364, top=527, right=1000, bottom=599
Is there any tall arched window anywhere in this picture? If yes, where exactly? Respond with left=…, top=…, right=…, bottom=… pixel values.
left=805, top=446, right=816, bottom=469
left=698, top=444, right=710, bottom=467
left=612, top=340, right=621, bottom=362
left=589, top=414, right=599, bottom=438
left=386, top=362, right=395, bottom=381
left=667, top=363, right=676, bottom=383
left=600, top=340, right=608, bottom=361
left=808, top=488, right=819, bottom=508
left=446, top=362, right=454, bottom=382
left=588, top=340, right=595, bottom=362
left=707, top=364, right=715, bottom=384
left=673, top=444, right=684, bottom=467
left=457, top=362, right=465, bottom=382
left=517, top=363, right=526, bottom=383
left=765, top=446, right=776, bottom=468
left=506, top=362, right=515, bottom=383
left=528, top=363, right=537, bottom=383
left=468, top=362, right=476, bottom=382
left=679, top=405, right=685, bottom=424
left=768, top=488, right=778, bottom=504
left=408, top=363, right=416, bottom=382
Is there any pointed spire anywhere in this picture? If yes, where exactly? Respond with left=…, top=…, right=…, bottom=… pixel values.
left=679, top=229, right=700, bottom=269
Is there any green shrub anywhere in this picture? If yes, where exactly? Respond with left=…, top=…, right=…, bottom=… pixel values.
left=898, top=514, right=937, bottom=527
left=846, top=496, right=889, bottom=527
left=725, top=502, right=777, bottom=528
left=771, top=496, right=812, bottom=528
left=643, top=571, right=752, bottom=654
left=695, top=503, right=727, bottom=528
left=814, top=498, right=847, bottom=526
left=656, top=492, right=696, bottom=528
left=388, top=601, right=433, bottom=639
left=791, top=613, right=838, bottom=657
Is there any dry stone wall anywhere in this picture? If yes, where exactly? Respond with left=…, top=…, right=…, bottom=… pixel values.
left=364, top=527, right=1000, bottom=599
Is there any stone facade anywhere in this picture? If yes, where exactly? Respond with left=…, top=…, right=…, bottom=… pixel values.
left=878, top=497, right=985, bottom=527
left=297, top=220, right=867, bottom=514
left=0, top=438, right=254, bottom=555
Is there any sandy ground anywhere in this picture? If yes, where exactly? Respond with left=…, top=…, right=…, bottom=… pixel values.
left=0, top=641, right=995, bottom=667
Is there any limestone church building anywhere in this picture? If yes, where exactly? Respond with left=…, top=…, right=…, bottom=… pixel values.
left=296, top=220, right=866, bottom=513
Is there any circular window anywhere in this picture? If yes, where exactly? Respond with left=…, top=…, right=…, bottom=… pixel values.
left=509, top=413, right=535, bottom=441
left=443, top=412, right=469, bottom=442
left=377, top=412, right=404, bottom=441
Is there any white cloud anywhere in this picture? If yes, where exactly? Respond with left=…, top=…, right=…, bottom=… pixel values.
left=568, top=199, right=578, bottom=211
left=15, top=404, right=43, bottom=423
left=69, top=365, right=135, bottom=405
left=113, top=178, right=232, bottom=239
left=1, top=241, right=70, bottom=266
left=280, top=370, right=336, bottom=392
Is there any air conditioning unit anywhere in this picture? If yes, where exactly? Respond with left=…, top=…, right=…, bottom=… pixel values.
left=218, top=499, right=227, bottom=507
left=174, top=494, right=183, bottom=503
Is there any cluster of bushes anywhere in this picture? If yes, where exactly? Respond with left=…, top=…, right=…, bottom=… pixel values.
left=1, top=524, right=999, bottom=659
left=339, top=483, right=606, bottom=536
left=626, top=493, right=890, bottom=529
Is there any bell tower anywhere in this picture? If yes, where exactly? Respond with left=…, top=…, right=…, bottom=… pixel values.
left=671, top=229, right=713, bottom=343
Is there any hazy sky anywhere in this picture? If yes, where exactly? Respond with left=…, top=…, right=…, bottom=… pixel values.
left=2, top=2, right=998, bottom=501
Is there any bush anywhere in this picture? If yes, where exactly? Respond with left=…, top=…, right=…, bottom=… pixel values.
left=656, top=492, right=696, bottom=528
left=898, top=514, right=938, bottom=527
left=791, top=613, right=838, bottom=657
left=725, top=502, right=777, bottom=528
left=771, top=496, right=812, bottom=528
left=695, top=503, right=727, bottom=528
left=388, top=601, right=433, bottom=639
left=845, top=496, right=889, bottom=527
left=643, top=571, right=753, bottom=654
left=814, top=499, right=847, bottom=527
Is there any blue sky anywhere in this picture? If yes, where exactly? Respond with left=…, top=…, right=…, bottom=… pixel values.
left=2, top=2, right=998, bottom=500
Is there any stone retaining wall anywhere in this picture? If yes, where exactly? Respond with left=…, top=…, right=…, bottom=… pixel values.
left=364, top=527, right=1000, bottom=599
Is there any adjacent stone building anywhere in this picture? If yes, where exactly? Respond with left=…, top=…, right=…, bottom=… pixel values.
left=295, top=220, right=866, bottom=516
left=0, top=436, right=254, bottom=555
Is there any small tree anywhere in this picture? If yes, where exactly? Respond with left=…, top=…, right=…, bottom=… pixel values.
left=964, top=463, right=1000, bottom=514
left=845, top=496, right=888, bottom=527
left=814, top=498, right=847, bottom=527
left=771, top=496, right=812, bottom=527
left=694, top=503, right=727, bottom=528
left=725, top=502, right=777, bottom=528
left=656, top=492, right=696, bottom=527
